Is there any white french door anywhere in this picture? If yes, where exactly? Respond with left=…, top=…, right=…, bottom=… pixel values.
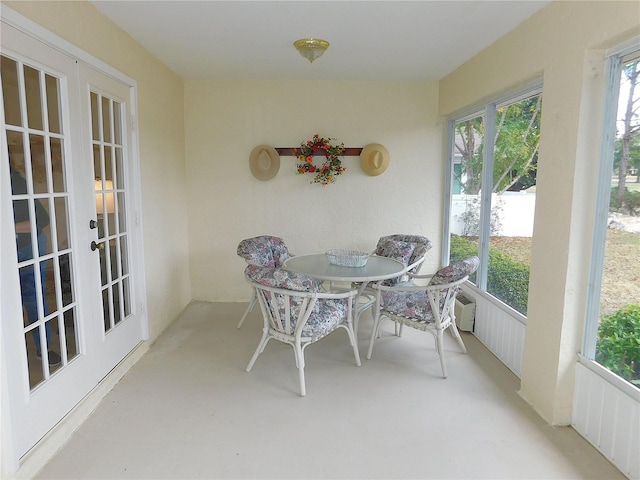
left=1, top=22, right=146, bottom=460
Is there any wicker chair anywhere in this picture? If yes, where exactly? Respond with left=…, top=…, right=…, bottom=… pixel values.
left=367, top=256, right=479, bottom=378
left=356, top=234, right=433, bottom=334
left=373, top=234, right=432, bottom=284
left=244, top=265, right=361, bottom=396
left=236, top=235, right=292, bottom=328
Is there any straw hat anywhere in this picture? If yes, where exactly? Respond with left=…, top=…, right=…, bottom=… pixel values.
left=360, top=143, right=389, bottom=176
left=249, top=145, right=280, bottom=181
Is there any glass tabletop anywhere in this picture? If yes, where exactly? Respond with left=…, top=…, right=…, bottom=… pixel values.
left=283, top=253, right=406, bottom=282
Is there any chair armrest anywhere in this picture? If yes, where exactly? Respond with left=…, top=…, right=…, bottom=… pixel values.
left=407, top=273, right=434, bottom=280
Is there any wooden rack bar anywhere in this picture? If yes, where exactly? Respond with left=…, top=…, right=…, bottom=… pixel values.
left=276, top=147, right=363, bottom=157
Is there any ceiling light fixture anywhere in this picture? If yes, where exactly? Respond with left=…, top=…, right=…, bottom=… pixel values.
left=294, top=38, right=330, bottom=63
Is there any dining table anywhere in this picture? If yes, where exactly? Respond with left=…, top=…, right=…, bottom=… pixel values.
left=283, top=253, right=407, bottom=338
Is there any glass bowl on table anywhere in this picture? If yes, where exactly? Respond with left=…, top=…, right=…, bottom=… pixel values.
left=325, top=249, right=370, bottom=267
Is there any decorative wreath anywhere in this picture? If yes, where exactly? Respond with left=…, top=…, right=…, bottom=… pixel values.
left=294, top=134, right=346, bottom=185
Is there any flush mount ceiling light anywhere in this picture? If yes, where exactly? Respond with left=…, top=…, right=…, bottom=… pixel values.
left=294, top=38, right=330, bottom=63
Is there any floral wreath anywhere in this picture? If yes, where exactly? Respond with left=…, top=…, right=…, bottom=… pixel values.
left=294, top=134, right=346, bottom=185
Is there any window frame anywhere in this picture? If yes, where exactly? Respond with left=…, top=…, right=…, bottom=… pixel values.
left=582, top=42, right=640, bottom=363
left=444, top=80, right=543, bottom=314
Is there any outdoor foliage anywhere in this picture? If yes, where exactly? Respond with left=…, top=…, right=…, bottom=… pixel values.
left=610, top=186, right=640, bottom=216
left=454, top=94, right=541, bottom=195
left=614, top=60, right=640, bottom=202
left=614, top=135, right=640, bottom=183
left=596, top=304, right=640, bottom=385
left=450, top=235, right=530, bottom=314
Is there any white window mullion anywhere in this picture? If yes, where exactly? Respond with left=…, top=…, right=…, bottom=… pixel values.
left=442, top=118, right=456, bottom=266
left=477, top=104, right=496, bottom=291
left=582, top=54, right=624, bottom=358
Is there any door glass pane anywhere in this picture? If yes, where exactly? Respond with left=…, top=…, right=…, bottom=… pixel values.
left=102, top=289, right=111, bottom=331
left=30, top=134, right=48, bottom=194
left=3, top=54, right=78, bottom=390
left=45, top=74, right=61, bottom=134
left=113, top=101, right=122, bottom=145
left=104, top=145, right=113, bottom=182
left=449, top=114, right=484, bottom=284
left=90, top=92, right=99, bottom=141
left=90, top=90, right=132, bottom=334
left=1, top=56, right=21, bottom=126
left=486, top=94, right=541, bottom=315
left=102, top=97, right=111, bottom=143
left=51, top=137, right=65, bottom=193
left=595, top=57, right=640, bottom=386
left=24, top=65, right=43, bottom=131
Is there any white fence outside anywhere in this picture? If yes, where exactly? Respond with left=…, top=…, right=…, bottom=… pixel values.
left=451, top=192, right=536, bottom=237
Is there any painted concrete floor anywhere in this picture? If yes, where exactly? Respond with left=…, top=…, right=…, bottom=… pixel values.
left=36, top=301, right=625, bottom=479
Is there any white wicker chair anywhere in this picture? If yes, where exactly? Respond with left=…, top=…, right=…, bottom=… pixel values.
left=236, top=235, right=292, bottom=328
left=356, top=234, right=433, bottom=335
left=367, top=256, right=479, bottom=378
left=244, top=266, right=361, bottom=396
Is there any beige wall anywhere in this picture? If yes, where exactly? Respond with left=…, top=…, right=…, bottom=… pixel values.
left=185, top=79, right=442, bottom=301
left=4, top=1, right=192, bottom=342
left=439, top=1, right=640, bottom=424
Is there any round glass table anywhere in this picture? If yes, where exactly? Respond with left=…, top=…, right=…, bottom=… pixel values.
left=283, top=253, right=406, bottom=283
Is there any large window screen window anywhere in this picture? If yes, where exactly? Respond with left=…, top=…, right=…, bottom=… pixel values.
left=584, top=48, right=640, bottom=388
left=447, top=84, right=542, bottom=316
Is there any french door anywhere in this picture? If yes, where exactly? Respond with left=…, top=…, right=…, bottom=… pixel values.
left=1, top=22, right=146, bottom=459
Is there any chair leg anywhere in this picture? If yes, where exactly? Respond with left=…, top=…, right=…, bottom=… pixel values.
left=246, top=329, right=270, bottom=372
left=237, top=290, right=257, bottom=328
left=293, top=341, right=306, bottom=397
left=448, top=320, right=467, bottom=354
left=435, top=329, right=448, bottom=379
left=367, top=312, right=383, bottom=360
left=345, top=322, right=362, bottom=366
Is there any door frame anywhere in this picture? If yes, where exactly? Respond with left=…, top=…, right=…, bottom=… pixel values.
left=1, top=6, right=148, bottom=476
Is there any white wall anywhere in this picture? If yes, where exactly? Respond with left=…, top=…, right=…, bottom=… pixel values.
left=184, top=80, right=443, bottom=302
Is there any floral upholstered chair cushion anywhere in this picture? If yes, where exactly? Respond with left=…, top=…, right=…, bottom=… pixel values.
left=374, top=234, right=433, bottom=285
left=427, top=256, right=480, bottom=287
left=237, top=235, right=290, bottom=268
left=244, top=265, right=320, bottom=292
left=380, top=256, right=480, bottom=324
left=245, top=266, right=349, bottom=337
left=376, top=239, right=415, bottom=266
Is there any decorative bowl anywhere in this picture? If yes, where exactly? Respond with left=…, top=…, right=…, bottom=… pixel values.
left=325, top=249, right=369, bottom=267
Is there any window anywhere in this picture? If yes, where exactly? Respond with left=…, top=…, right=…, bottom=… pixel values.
left=446, top=83, right=542, bottom=317
left=584, top=46, right=640, bottom=388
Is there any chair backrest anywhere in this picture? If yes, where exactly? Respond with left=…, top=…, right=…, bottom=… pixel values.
left=419, top=256, right=479, bottom=326
left=375, top=234, right=433, bottom=284
left=379, top=256, right=479, bottom=328
left=428, top=256, right=480, bottom=287
left=237, top=235, right=291, bottom=267
left=244, top=266, right=354, bottom=338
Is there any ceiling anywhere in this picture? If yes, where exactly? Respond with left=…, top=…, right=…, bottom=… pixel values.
left=90, top=1, right=550, bottom=81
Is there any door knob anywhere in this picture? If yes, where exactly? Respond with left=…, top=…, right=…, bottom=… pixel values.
left=90, top=240, right=105, bottom=251
left=89, top=220, right=98, bottom=229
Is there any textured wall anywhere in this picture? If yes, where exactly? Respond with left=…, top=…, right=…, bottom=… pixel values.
left=185, top=79, right=443, bottom=301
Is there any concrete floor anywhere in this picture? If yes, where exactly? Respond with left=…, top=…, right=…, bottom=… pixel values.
left=36, top=301, right=624, bottom=479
